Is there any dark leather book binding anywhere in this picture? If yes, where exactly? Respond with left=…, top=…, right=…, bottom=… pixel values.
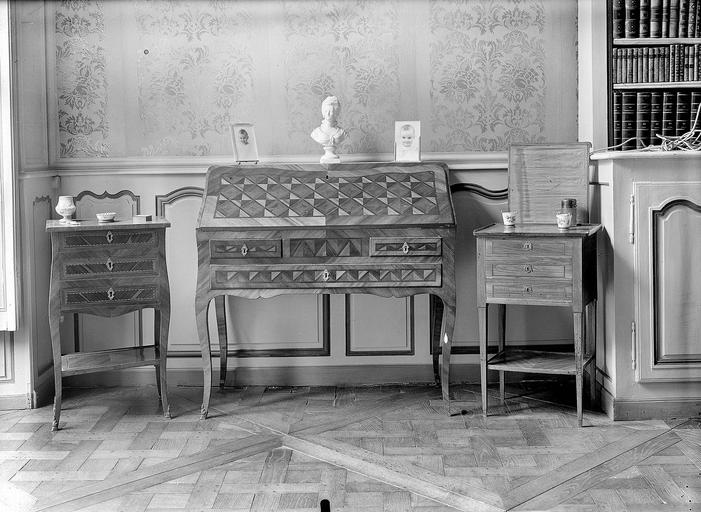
left=622, top=91, right=639, bottom=150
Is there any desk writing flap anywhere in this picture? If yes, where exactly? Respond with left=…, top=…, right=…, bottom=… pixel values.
left=197, top=162, right=455, bottom=230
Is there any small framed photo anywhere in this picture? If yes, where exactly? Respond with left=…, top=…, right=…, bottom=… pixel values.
left=230, top=123, right=259, bottom=162
left=394, top=121, right=421, bottom=162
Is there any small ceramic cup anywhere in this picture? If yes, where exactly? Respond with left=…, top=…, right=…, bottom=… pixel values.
left=502, top=211, right=517, bottom=226
left=556, top=212, right=573, bottom=229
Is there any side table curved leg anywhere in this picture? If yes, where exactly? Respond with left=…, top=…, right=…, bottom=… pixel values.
left=196, top=296, right=212, bottom=420
left=214, top=296, right=228, bottom=389
left=156, top=306, right=172, bottom=419
left=49, top=296, right=62, bottom=432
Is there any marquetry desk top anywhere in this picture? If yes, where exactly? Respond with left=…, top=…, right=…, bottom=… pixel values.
left=195, top=162, right=457, bottom=419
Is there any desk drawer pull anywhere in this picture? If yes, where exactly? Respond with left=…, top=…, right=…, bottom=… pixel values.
left=402, top=242, right=410, bottom=254
left=107, top=287, right=115, bottom=300
left=106, top=231, right=114, bottom=244
left=241, top=243, right=248, bottom=256
left=106, top=258, right=114, bottom=272
left=522, top=241, right=532, bottom=251
left=322, top=269, right=330, bottom=281
left=524, top=286, right=533, bottom=294
left=523, top=264, right=533, bottom=273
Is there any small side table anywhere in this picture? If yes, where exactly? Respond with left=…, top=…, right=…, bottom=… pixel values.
left=473, top=223, right=600, bottom=427
left=46, top=219, right=171, bottom=431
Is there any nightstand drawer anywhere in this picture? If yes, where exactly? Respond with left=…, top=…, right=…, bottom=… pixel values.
left=485, top=261, right=572, bottom=279
left=62, top=230, right=157, bottom=249
left=210, top=239, right=281, bottom=259
left=485, top=280, right=573, bottom=302
left=370, top=237, right=441, bottom=256
left=486, top=239, right=574, bottom=258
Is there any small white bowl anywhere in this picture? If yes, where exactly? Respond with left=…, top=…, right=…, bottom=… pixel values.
left=96, top=212, right=117, bottom=222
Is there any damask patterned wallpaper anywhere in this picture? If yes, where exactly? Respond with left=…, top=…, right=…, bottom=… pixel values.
left=53, top=0, right=577, bottom=159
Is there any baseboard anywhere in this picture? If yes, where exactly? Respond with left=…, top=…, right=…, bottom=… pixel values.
left=63, top=363, right=483, bottom=388
left=612, top=397, right=701, bottom=421
left=0, top=393, right=29, bottom=410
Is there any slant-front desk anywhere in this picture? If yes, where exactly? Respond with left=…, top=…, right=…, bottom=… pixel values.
left=195, top=162, right=456, bottom=418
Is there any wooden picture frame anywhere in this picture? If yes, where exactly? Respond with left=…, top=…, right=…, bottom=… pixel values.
left=230, top=123, right=259, bottom=163
left=394, top=121, right=421, bottom=162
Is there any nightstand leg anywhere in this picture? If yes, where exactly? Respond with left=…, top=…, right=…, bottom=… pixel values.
left=439, top=298, right=455, bottom=411
left=215, top=296, right=228, bottom=389
left=497, top=304, right=506, bottom=403
left=156, top=307, right=171, bottom=419
left=478, top=305, right=488, bottom=417
left=588, top=300, right=597, bottom=408
left=49, top=300, right=62, bottom=432
left=196, top=296, right=212, bottom=420
left=574, top=310, right=584, bottom=427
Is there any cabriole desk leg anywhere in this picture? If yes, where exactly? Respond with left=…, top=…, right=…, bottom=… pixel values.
left=478, top=304, right=488, bottom=417
left=155, top=307, right=171, bottom=419
left=196, top=296, right=212, bottom=420
left=214, top=296, right=228, bottom=389
left=574, top=310, right=584, bottom=427
left=497, top=304, right=506, bottom=403
left=439, top=298, right=456, bottom=413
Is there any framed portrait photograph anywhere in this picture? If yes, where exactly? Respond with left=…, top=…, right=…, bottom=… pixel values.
left=394, top=121, right=421, bottom=162
left=230, top=123, right=259, bottom=162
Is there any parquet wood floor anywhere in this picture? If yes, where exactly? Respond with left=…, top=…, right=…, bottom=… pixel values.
left=0, top=382, right=699, bottom=511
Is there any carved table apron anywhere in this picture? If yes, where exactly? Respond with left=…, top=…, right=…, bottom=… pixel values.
left=195, top=162, right=457, bottom=418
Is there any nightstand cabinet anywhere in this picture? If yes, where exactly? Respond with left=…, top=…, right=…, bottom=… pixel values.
left=474, top=223, right=600, bottom=427
left=46, top=219, right=171, bottom=431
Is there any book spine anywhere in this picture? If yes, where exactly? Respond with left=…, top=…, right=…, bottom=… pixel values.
left=685, top=45, right=691, bottom=81
left=651, top=0, right=663, bottom=35
left=690, top=91, right=701, bottom=130
left=613, top=0, right=626, bottom=38
left=643, top=47, right=650, bottom=82
left=676, top=90, right=691, bottom=135
left=640, top=0, right=651, bottom=36
left=665, top=46, right=671, bottom=81
left=662, top=0, right=671, bottom=36
left=636, top=91, right=652, bottom=148
left=627, top=48, right=634, bottom=83
left=689, top=0, right=699, bottom=35
left=613, top=91, right=623, bottom=148
left=697, top=43, right=700, bottom=80
left=649, top=91, right=663, bottom=143
left=695, top=0, right=700, bottom=36
left=662, top=91, right=677, bottom=136
left=670, top=0, right=680, bottom=37
left=679, top=0, right=689, bottom=36
left=622, top=91, right=638, bottom=149
left=625, top=0, right=641, bottom=37
left=635, top=48, right=642, bottom=82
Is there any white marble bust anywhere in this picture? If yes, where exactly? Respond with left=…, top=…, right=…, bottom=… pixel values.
left=311, top=96, right=346, bottom=163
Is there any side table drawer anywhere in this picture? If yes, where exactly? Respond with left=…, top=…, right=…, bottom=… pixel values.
left=485, top=261, right=572, bottom=279
left=486, top=239, right=573, bottom=258
left=62, top=256, right=159, bottom=280
left=62, top=230, right=157, bottom=249
left=210, top=239, right=281, bottom=259
left=62, top=284, right=159, bottom=308
left=370, top=237, right=441, bottom=256
left=485, top=280, right=573, bottom=302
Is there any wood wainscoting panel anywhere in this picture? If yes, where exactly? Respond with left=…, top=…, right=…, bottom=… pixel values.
left=345, top=295, right=414, bottom=356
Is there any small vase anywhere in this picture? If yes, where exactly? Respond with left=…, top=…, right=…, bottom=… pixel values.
left=55, top=195, right=76, bottom=223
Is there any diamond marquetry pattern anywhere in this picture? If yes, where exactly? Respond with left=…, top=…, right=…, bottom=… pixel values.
left=289, top=238, right=363, bottom=257
left=214, top=172, right=439, bottom=219
left=376, top=240, right=439, bottom=253
left=211, top=240, right=280, bottom=258
left=65, top=259, right=156, bottom=276
left=215, top=267, right=439, bottom=286
left=64, top=231, right=155, bottom=247
left=65, top=286, right=157, bottom=305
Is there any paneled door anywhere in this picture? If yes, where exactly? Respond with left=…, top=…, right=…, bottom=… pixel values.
left=635, top=182, right=701, bottom=382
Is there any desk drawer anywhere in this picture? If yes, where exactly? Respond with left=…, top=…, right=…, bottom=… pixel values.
left=485, top=261, right=572, bottom=279
left=485, top=280, right=573, bottom=302
left=211, top=263, right=441, bottom=289
left=370, top=237, right=441, bottom=256
left=210, top=239, right=281, bottom=259
left=62, top=230, right=157, bottom=249
left=486, top=239, right=573, bottom=258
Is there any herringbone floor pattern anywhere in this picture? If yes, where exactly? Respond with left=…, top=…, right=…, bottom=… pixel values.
left=0, top=382, right=700, bottom=511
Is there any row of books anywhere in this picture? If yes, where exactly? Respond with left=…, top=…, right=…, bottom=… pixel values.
left=612, top=44, right=701, bottom=82
left=613, top=0, right=701, bottom=38
left=612, top=90, right=701, bottom=149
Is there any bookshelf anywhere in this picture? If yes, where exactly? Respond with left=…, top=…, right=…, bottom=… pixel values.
left=609, top=0, right=701, bottom=149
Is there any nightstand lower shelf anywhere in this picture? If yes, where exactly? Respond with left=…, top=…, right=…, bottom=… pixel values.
left=487, top=348, right=594, bottom=376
